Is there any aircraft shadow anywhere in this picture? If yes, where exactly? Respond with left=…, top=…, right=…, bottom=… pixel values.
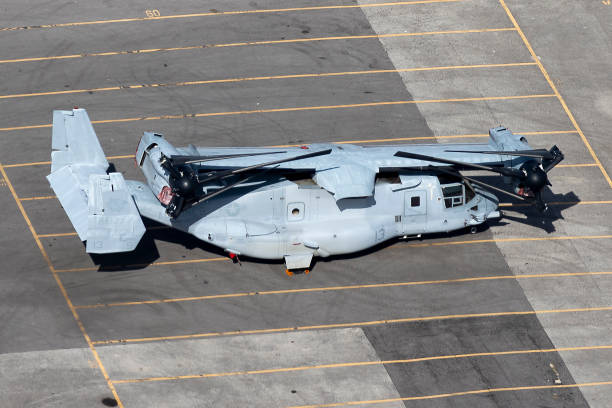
left=87, top=221, right=229, bottom=272
left=474, top=175, right=580, bottom=233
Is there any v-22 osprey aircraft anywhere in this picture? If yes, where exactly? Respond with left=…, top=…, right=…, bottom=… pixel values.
left=47, top=109, right=564, bottom=274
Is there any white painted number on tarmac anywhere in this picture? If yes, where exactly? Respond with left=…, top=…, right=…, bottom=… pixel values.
left=145, top=9, right=161, bottom=18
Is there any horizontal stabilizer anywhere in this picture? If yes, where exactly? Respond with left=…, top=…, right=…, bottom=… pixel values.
left=47, top=166, right=90, bottom=240
left=86, top=173, right=146, bottom=254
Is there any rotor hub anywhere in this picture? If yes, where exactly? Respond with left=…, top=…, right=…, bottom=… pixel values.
left=520, top=161, right=548, bottom=192
left=172, top=175, right=196, bottom=195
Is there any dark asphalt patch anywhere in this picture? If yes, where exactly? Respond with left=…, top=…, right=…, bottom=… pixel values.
left=364, top=281, right=590, bottom=407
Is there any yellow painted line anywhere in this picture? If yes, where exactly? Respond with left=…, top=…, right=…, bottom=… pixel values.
left=19, top=195, right=56, bottom=201
left=403, top=234, right=612, bottom=248
left=54, top=256, right=230, bottom=273
left=91, top=305, right=612, bottom=345
left=4, top=155, right=133, bottom=168
left=37, top=232, right=79, bottom=238
left=36, top=225, right=169, bottom=238
left=53, top=234, right=612, bottom=273
left=0, top=27, right=516, bottom=65
left=1, top=130, right=578, bottom=168
left=499, top=200, right=612, bottom=208
left=498, top=0, right=612, bottom=189
left=0, top=163, right=124, bottom=407
left=0, top=62, right=537, bottom=100
left=557, top=163, right=599, bottom=168
left=287, top=380, right=612, bottom=408
left=23, top=195, right=612, bottom=209
left=111, top=344, right=612, bottom=384
left=0, top=0, right=460, bottom=32
left=75, top=271, right=612, bottom=310
left=0, top=93, right=552, bottom=133
left=14, top=159, right=595, bottom=203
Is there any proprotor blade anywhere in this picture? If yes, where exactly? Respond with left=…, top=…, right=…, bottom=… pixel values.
left=394, top=150, right=521, bottom=177
left=170, top=151, right=287, bottom=166
left=444, top=149, right=554, bottom=160
left=431, top=166, right=528, bottom=201
left=198, top=148, right=332, bottom=184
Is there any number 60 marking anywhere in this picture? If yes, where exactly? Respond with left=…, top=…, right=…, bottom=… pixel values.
left=145, top=9, right=161, bottom=18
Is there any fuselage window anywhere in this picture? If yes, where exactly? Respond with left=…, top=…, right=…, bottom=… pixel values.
left=411, top=196, right=420, bottom=207
left=441, top=183, right=465, bottom=208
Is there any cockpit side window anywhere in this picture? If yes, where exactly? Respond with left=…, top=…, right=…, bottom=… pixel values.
left=436, top=174, right=474, bottom=208
left=441, top=183, right=464, bottom=208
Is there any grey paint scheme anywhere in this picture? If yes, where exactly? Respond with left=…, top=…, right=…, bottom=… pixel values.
left=47, top=109, right=146, bottom=253
left=48, top=109, right=533, bottom=269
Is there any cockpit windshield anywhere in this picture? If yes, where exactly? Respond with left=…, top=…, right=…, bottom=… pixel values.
left=437, top=175, right=475, bottom=208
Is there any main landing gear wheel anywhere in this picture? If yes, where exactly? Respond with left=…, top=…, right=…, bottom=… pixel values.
left=286, top=268, right=310, bottom=276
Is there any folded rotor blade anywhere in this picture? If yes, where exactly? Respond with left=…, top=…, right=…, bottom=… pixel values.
left=394, top=150, right=520, bottom=177
left=170, top=151, right=287, bottom=166
left=199, top=148, right=332, bottom=184
left=193, top=173, right=261, bottom=204
left=431, top=166, right=528, bottom=201
left=444, top=149, right=554, bottom=160
left=194, top=164, right=280, bottom=205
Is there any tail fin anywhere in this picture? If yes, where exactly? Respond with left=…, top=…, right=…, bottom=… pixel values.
left=47, top=109, right=145, bottom=253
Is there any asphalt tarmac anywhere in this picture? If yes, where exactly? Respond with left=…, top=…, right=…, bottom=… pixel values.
left=0, top=0, right=611, bottom=407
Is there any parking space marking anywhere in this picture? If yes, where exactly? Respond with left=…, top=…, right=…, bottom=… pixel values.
left=15, top=162, right=597, bottom=202
left=498, top=0, right=612, bottom=189
left=556, top=163, right=598, bottom=168
left=50, top=234, right=612, bottom=273
left=0, top=163, right=124, bottom=407
left=19, top=195, right=56, bottom=201
left=5, top=155, right=133, bottom=168
left=37, top=232, right=80, bottom=237
left=0, top=62, right=537, bottom=100
left=499, top=200, right=612, bottom=207
left=111, top=344, right=612, bottom=384
left=54, top=257, right=230, bottom=273
left=2, top=130, right=578, bottom=169
left=91, top=306, right=612, bottom=345
left=0, top=27, right=516, bottom=65
left=0, top=93, right=554, bottom=132
left=0, top=0, right=460, bottom=32
left=287, top=381, right=612, bottom=408
left=74, top=271, right=612, bottom=310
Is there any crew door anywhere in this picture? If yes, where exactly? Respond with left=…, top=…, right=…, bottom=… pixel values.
left=403, top=190, right=427, bottom=233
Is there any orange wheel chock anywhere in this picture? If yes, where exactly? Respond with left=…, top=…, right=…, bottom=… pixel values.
left=285, top=269, right=294, bottom=276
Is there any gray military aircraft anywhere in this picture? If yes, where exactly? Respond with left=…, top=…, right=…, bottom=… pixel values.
left=48, top=108, right=563, bottom=274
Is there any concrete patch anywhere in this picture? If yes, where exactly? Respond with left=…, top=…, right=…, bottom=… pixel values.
left=0, top=347, right=112, bottom=408
left=101, top=328, right=403, bottom=407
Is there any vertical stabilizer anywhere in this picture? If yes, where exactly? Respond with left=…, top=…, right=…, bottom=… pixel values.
left=51, top=109, right=108, bottom=173
left=47, top=108, right=145, bottom=252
